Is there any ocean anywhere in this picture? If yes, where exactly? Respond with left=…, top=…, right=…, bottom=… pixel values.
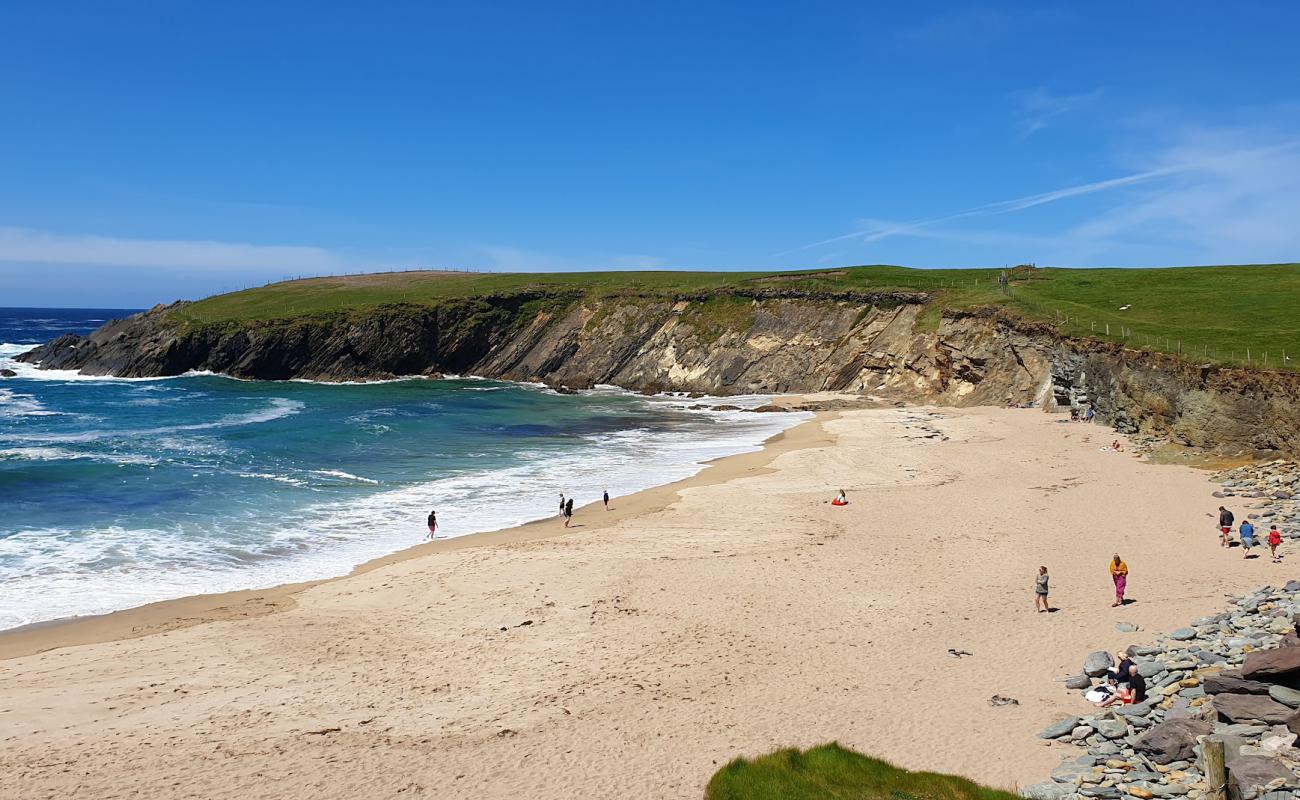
left=0, top=308, right=807, bottom=631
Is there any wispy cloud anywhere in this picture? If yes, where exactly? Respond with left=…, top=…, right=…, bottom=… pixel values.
left=778, top=133, right=1300, bottom=264
left=1014, top=87, right=1103, bottom=137
left=0, top=227, right=345, bottom=271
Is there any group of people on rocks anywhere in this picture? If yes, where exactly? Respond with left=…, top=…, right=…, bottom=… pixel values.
left=1217, top=505, right=1284, bottom=561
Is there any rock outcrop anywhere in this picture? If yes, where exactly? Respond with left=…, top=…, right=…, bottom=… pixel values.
left=18, top=290, right=1300, bottom=457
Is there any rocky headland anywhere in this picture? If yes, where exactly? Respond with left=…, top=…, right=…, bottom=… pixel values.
left=18, top=287, right=1300, bottom=458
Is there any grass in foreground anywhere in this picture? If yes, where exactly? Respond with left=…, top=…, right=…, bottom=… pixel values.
left=705, top=743, right=1020, bottom=800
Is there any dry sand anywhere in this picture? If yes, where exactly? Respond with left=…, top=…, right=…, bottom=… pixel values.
left=0, top=406, right=1284, bottom=799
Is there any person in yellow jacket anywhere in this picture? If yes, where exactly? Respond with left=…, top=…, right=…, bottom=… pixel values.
left=1109, top=554, right=1128, bottom=607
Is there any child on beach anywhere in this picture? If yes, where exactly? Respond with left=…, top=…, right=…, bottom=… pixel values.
left=426, top=510, right=438, bottom=539
left=1240, top=520, right=1257, bottom=558
left=1109, top=554, right=1128, bottom=607
left=832, top=489, right=848, bottom=506
left=1269, top=525, right=1283, bottom=562
left=1034, top=566, right=1049, bottom=613
left=564, top=497, right=574, bottom=527
left=603, top=490, right=609, bottom=511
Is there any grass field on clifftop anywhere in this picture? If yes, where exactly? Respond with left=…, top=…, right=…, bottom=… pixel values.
left=172, top=263, right=1300, bottom=370
left=704, top=744, right=1020, bottom=800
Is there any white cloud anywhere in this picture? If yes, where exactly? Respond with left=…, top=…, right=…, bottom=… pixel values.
left=1014, top=87, right=1103, bottom=137
left=781, top=128, right=1300, bottom=266
left=0, top=227, right=345, bottom=271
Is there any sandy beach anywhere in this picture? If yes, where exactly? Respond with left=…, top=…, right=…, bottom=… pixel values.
left=0, top=405, right=1284, bottom=799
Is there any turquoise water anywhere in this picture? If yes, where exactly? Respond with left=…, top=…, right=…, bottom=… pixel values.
left=0, top=309, right=805, bottom=630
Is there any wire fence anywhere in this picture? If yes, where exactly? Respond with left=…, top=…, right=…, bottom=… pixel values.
left=1011, top=291, right=1299, bottom=372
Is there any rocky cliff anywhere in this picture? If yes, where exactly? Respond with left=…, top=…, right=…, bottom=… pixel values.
left=17, top=290, right=1300, bottom=458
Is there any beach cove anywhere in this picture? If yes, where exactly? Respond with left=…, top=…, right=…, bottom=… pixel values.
left=0, top=404, right=1285, bottom=799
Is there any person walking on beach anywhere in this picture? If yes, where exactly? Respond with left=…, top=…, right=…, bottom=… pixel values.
left=1240, top=520, right=1257, bottom=558
left=1034, top=566, right=1050, bottom=613
left=1109, top=554, right=1128, bottom=607
left=559, top=493, right=566, bottom=517
left=564, top=497, right=574, bottom=528
left=1269, top=524, right=1283, bottom=562
left=603, top=489, right=609, bottom=511
left=426, top=510, right=438, bottom=540
left=1218, top=506, right=1235, bottom=548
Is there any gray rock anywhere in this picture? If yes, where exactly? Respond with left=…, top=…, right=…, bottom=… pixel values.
left=1038, top=716, right=1082, bottom=739
left=1085, top=650, right=1115, bottom=677
left=1096, top=718, right=1128, bottom=739
left=1116, top=622, right=1140, bottom=633
left=1021, top=782, right=1073, bottom=800
left=1114, top=701, right=1153, bottom=719
left=1170, top=627, right=1197, bottom=641
left=1132, top=718, right=1212, bottom=764
left=1267, top=684, right=1300, bottom=707
left=1065, top=674, right=1094, bottom=690
left=1137, top=661, right=1165, bottom=678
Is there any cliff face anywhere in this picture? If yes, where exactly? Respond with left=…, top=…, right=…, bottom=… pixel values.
left=17, top=292, right=1300, bottom=457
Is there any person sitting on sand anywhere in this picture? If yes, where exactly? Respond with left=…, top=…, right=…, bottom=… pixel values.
left=1269, top=524, right=1283, bottom=562
left=831, top=489, right=848, bottom=506
left=1218, top=506, right=1235, bottom=548
left=1109, top=554, right=1128, bottom=607
left=426, top=509, right=438, bottom=540
left=1240, top=520, right=1257, bottom=558
left=1034, top=566, right=1050, bottom=612
left=1111, top=440, right=1124, bottom=452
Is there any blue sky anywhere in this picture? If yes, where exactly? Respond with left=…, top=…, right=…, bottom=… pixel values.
left=3, top=1, right=1300, bottom=306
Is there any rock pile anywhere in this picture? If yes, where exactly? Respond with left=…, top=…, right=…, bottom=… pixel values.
left=1023, top=581, right=1300, bottom=800
left=1211, top=461, right=1300, bottom=541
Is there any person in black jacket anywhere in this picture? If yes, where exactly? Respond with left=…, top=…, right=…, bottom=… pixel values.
left=1218, top=506, right=1235, bottom=548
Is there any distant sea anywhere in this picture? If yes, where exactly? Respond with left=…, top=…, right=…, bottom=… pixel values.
left=0, top=307, right=806, bottom=630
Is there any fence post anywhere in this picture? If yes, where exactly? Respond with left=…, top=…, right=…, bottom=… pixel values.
left=1203, top=736, right=1226, bottom=800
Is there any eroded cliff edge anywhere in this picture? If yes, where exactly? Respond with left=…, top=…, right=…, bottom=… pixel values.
left=18, top=290, right=1300, bottom=457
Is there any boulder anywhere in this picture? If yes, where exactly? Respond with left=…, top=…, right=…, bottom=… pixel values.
left=1085, top=650, right=1115, bottom=677
left=1133, top=718, right=1212, bottom=765
left=1037, top=716, right=1081, bottom=739
left=1267, top=684, right=1300, bottom=708
left=1241, top=646, right=1300, bottom=682
left=1203, top=671, right=1273, bottom=695
left=0, top=368, right=16, bottom=377
left=1065, top=674, right=1093, bottom=690
left=1214, top=693, right=1296, bottom=725
left=1169, top=627, right=1197, bottom=641
left=1020, top=782, right=1073, bottom=800
left=1225, top=754, right=1299, bottom=798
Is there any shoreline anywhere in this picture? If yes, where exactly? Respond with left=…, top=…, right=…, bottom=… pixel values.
left=0, top=405, right=828, bottom=661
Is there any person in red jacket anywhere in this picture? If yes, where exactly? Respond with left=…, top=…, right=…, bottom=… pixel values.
left=1269, top=524, right=1283, bottom=562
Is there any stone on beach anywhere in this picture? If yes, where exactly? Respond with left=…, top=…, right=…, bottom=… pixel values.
left=1241, top=646, right=1300, bottom=683
left=1213, top=691, right=1298, bottom=725
left=1085, top=651, right=1116, bottom=677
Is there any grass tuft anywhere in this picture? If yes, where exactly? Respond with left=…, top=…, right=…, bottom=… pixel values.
left=705, top=743, right=1020, bottom=800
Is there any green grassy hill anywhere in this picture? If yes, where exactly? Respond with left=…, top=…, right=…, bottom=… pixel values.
left=172, top=263, right=1300, bottom=370
left=705, top=743, right=1020, bottom=800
